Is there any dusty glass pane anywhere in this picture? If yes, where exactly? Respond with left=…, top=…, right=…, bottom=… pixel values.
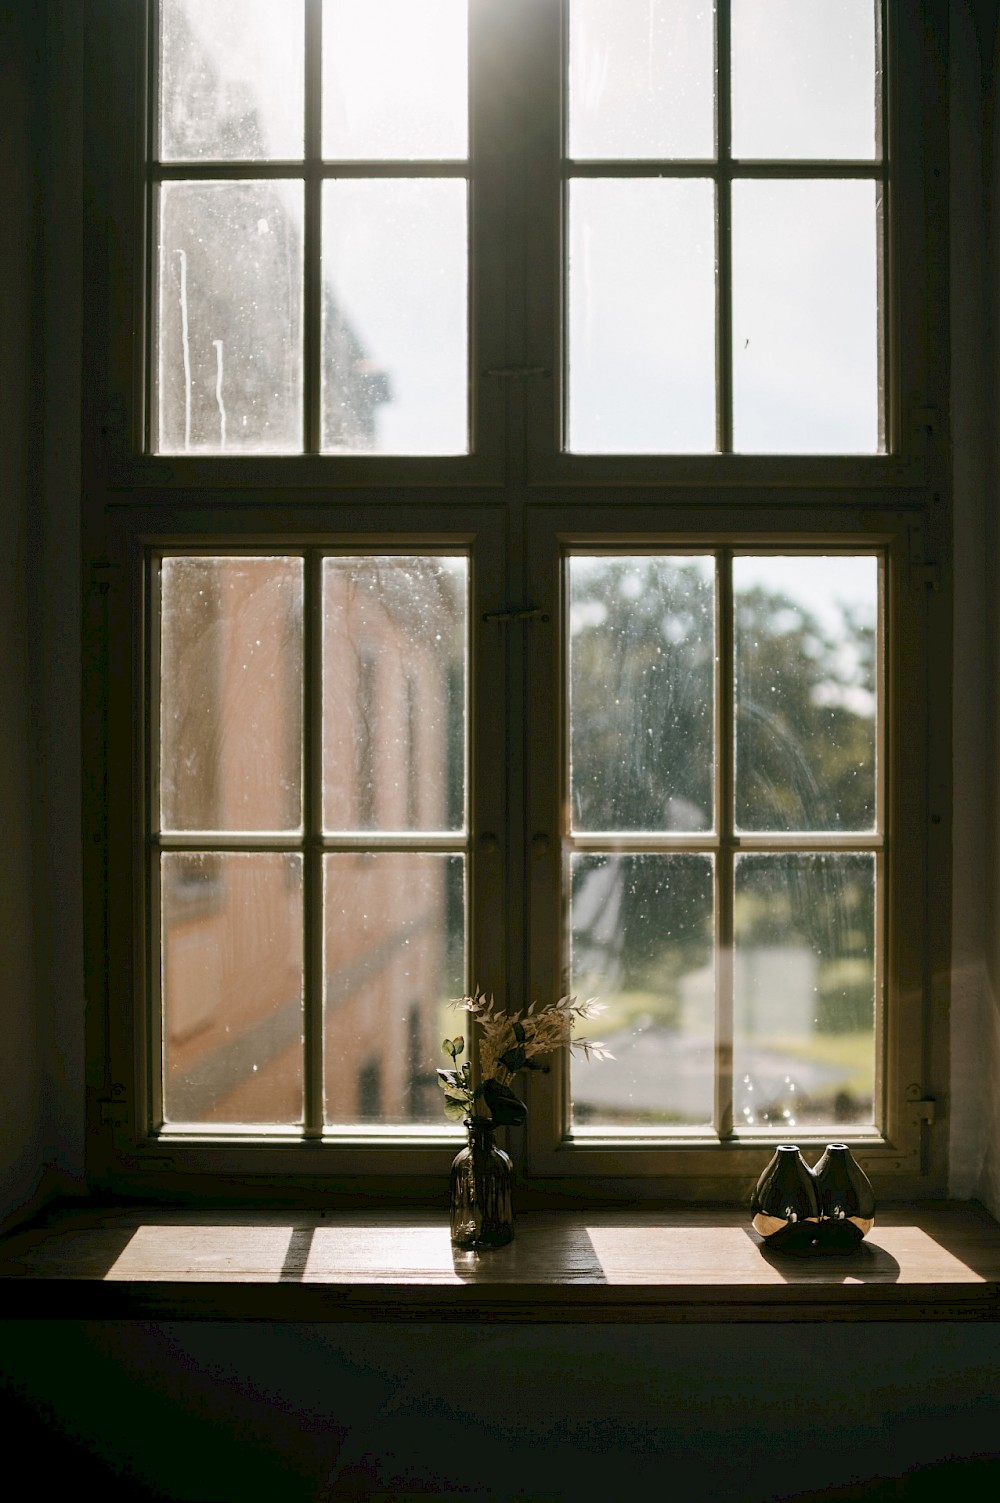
left=571, top=855, right=714, bottom=1129
left=734, top=555, right=878, bottom=833
left=568, top=0, right=715, bottom=161
left=321, top=180, right=467, bottom=454
left=157, top=181, right=303, bottom=454
left=324, top=853, right=465, bottom=1126
left=160, top=0, right=304, bottom=161
left=567, top=179, right=716, bottom=453
left=732, top=179, right=880, bottom=453
left=569, top=556, right=715, bottom=832
left=160, top=556, right=303, bottom=834
left=322, top=556, right=467, bottom=833
left=734, top=853, right=875, bottom=1129
left=162, top=852, right=304, bottom=1125
left=732, top=0, right=878, bottom=161
left=323, top=0, right=467, bottom=160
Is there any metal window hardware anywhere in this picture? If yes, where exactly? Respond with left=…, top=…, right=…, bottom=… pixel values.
left=89, top=562, right=120, bottom=590
left=483, top=606, right=550, bottom=623
left=482, top=606, right=550, bottom=623
left=481, top=365, right=551, bottom=379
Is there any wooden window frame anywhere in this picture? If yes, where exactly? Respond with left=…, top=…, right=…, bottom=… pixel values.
left=84, top=1, right=951, bottom=1203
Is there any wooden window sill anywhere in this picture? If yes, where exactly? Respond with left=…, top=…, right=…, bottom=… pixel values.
left=1, top=1201, right=997, bottom=1323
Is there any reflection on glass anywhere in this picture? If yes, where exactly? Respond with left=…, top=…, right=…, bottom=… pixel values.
left=160, top=556, right=304, bottom=833
left=732, top=179, right=880, bottom=453
left=570, top=854, right=714, bottom=1129
left=157, top=181, right=304, bottom=453
left=732, top=0, right=878, bottom=161
left=323, top=0, right=467, bottom=160
left=734, top=853, right=875, bottom=1129
left=568, top=0, right=715, bottom=161
left=567, top=179, right=716, bottom=453
left=569, top=555, right=715, bottom=831
left=160, top=0, right=305, bottom=162
left=162, top=852, right=304, bottom=1124
left=321, top=180, right=467, bottom=454
left=323, top=556, right=467, bottom=833
left=734, top=556, right=878, bottom=832
left=324, top=853, right=465, bottom=1126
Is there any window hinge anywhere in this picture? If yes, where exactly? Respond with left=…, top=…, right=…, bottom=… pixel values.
left=902, top=1100, right=938, bottom=1124
left=89, top=562, right=121, bottom=591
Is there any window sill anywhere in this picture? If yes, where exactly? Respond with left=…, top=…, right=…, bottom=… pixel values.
left=1, top=1201, right=997, bottom=1323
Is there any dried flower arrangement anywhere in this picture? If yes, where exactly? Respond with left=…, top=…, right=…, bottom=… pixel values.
left=438, top=988, right=613, bottom=1125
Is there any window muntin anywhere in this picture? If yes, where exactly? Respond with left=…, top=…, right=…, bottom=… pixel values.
left=155, top=551, right=469, bottom=1133
left=566, top=551, right=881, bottom=1139
left=564, top=0, right=885, bottom=455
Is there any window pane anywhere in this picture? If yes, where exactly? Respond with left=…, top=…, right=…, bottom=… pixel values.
left=732, top=179, right=880, bottom=453
left=567, top=0, right=715, bottom=161
left=571, top=855, right=715, bottom=1129
left=734, top=854, right=876, bottom=1129
left=324, top=854, right=465, bottom=1126
left=567, top=179, right=716, bottom=453
left=160, top=0, right=305, bottom=162
left=569, top=556, right=715, bottom=831
left=160, top=556, right=304, bottom=834
left=322, top=557, right=467, bottom=833
left=735, top=556, right=878, bottom=833
left=323, top=0, right=467, bottom=160
left=157, top=181, right=304, bottom=453
left=162, top=853, right=304, bottom=1125
left=321, top=180, right=467, bottom=454
left=732, top=0, right=879, bottom=161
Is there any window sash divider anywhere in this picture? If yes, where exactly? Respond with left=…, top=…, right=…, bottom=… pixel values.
left=303, top=547, right=324, bottom=1137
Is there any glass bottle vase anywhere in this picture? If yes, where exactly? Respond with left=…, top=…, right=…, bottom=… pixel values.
left=449, top=1117, right=514, bottom=1248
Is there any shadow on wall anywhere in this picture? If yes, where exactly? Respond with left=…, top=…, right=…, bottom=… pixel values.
left=1, top=1321, right=998, bottom=1501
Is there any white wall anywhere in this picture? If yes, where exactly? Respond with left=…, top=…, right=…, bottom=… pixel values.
left=950, top=0, right=1000, bottom=1218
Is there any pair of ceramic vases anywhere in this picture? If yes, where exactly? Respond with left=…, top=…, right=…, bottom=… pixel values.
left=751, top=1142, right=876, bottom=1255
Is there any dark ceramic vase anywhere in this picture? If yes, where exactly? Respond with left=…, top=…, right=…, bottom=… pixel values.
left=750, top=1143, right=822, bottom=1255
left=449, top=1117, right=514, bottom=1249
left=811, top=1142, right=876, bottom=1252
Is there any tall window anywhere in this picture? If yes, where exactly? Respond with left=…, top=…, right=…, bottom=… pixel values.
left=89, top=0, right=944, bottom=1198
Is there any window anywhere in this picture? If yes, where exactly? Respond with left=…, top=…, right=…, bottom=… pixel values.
left=89, top=1, right=948, bottom=1201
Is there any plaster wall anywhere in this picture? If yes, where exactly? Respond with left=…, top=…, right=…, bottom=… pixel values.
left=0, top=4, right=44, bottom=1228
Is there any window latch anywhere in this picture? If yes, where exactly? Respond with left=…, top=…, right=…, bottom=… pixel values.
left=482, top=365, right=551, bottom=379
left=482, top=606, right=550, bottom=623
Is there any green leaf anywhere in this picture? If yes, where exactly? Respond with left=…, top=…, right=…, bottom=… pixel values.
left=451, top=1036, right=464, bottom=1056
left=482, top=1078, right=528, bottom=1126
left=437, top=1068, right=460, bottom=1089
left=443, top=1098, right=468, bottom=1121
left=442, top=1038, right=456, bottom=1059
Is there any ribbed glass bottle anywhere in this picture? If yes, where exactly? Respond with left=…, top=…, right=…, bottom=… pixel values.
left=449, top=1118, right=514, bottom=1249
